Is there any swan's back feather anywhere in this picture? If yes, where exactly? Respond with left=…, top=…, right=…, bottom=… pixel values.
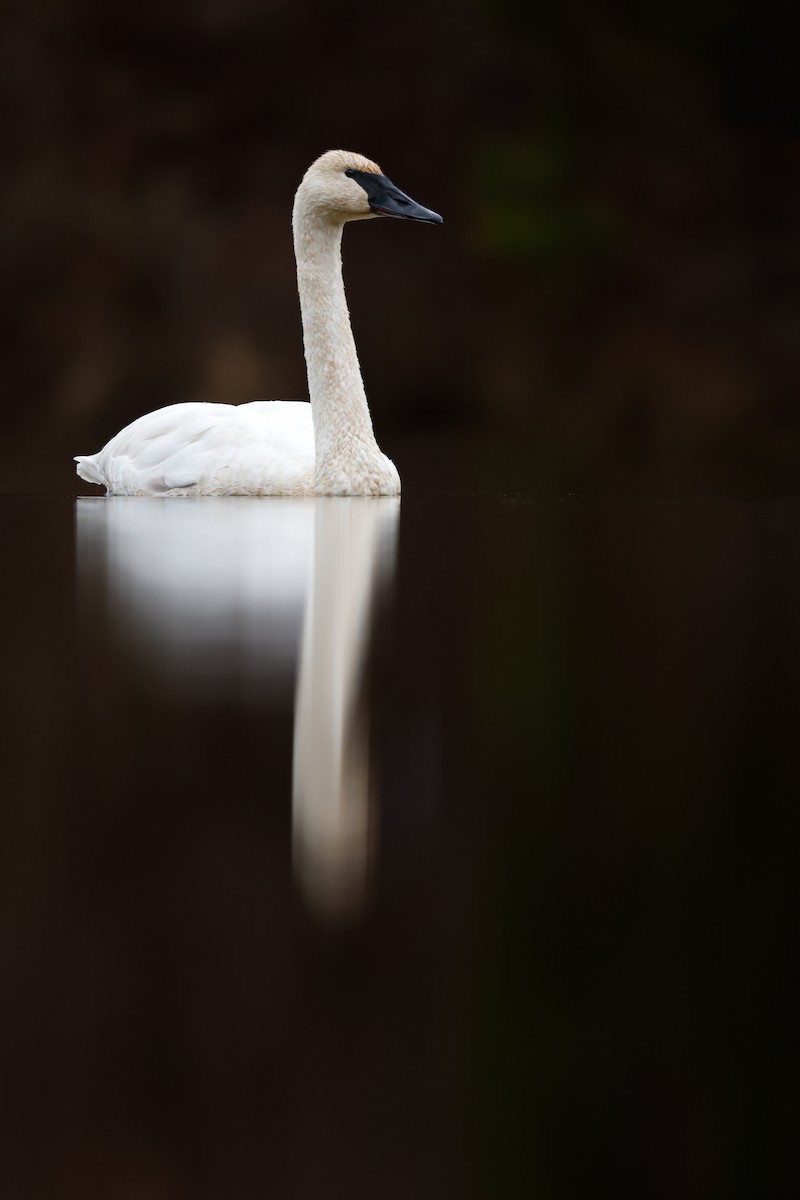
left=76, top=401, right=315, bottom=496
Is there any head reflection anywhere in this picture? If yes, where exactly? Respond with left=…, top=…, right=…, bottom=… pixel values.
left=76, top=496, right=399, bottom=920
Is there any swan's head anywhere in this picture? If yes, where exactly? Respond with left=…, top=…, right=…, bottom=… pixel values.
left=295, top=150, right=443, bottom=226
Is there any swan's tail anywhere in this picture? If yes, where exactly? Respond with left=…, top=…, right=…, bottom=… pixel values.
left=74, top=455, right=104, bottom=486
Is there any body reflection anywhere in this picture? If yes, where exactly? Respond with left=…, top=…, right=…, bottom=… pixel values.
left=76, top=496, right=399, bottom=918
left=77, top=498, right=317, bottom=694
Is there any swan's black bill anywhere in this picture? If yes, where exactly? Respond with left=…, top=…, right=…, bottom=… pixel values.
left=346, top=169, right=443, bottom=224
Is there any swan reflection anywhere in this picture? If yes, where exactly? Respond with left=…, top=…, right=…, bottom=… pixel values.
left=76, top=496, right=399, bottom=918
left=293, top=500, right=395, bottom=918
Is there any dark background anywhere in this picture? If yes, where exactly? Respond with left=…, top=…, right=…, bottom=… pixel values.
left=3, top=0, right=799, bottom=493
left=2, top=5, right=799, bottom=1199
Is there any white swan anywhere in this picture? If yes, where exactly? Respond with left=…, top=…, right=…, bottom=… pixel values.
left=74, top=150, right=442, bottom=497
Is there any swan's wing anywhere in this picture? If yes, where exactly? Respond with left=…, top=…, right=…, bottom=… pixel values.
left=76, top=401, right=315, bottom=496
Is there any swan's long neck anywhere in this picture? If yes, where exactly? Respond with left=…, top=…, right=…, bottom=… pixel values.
left=292, top=205, right=380, bottom=483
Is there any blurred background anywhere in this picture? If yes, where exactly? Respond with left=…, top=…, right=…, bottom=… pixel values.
left=2, top=5, right=800, bottom=1199
left=3, top=0, right=799, bottom=494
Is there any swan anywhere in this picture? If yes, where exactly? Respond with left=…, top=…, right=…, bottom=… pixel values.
left=74, top=150, right=442, bottom=497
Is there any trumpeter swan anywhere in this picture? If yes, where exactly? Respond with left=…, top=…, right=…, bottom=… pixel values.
left=74, top=150, right=442, bottom=496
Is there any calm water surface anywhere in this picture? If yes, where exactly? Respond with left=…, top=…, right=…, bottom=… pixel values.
left=1, top=490, right=797, bottom=1197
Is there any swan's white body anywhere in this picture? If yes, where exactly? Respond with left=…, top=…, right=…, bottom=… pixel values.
left=75, top=150, right=441, bottom=497
left=76, top=400, right=315, bottom=496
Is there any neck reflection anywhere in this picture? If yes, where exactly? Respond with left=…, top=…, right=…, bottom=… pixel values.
left=76, top=496, right=399, bottom=920
left=292, top=499, right=397, bottom=920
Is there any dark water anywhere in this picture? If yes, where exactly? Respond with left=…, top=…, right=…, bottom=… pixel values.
left=1, top=489, right=798, bottom=1198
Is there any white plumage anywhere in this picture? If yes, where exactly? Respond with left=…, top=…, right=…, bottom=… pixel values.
left=75, top=150, right=442, bottom=497
left=76, top=400, right=314, bottom=496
